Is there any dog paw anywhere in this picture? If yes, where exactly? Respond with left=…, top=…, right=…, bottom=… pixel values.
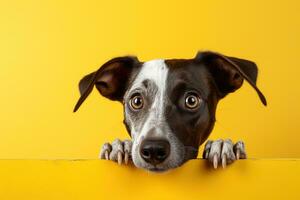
left=202, top=139, right=246, bottom=169
left=99, top=139, right=132, bottom=165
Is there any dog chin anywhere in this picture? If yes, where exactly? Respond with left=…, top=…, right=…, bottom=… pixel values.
left=145, top=161, right=185, bottom=172
left=140, top=165, right=174, bottom=173
left=133, top=158, right=185, bottom=173
left=147, top=166, right=169, bottom=173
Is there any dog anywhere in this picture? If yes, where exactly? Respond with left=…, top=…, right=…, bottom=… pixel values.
left=73, top=51, right=266, bottom=172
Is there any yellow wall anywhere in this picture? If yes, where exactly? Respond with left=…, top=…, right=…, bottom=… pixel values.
left=0, top=0, right=299, bottom=159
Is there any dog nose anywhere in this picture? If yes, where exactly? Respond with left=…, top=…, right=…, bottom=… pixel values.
left=140, top=139, right=170, bottom=165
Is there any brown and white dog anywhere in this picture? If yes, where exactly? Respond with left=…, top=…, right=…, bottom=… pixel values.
left=74, top=51, right=267, bottom=172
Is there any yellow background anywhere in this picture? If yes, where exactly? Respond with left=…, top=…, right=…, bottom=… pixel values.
left=0, top=0, right=300, bottom=159
left=0, top=159, right=299, bottom=200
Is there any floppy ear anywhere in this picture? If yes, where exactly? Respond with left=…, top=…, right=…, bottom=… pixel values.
left=195, top=51, right=267, bottom=106
left=73, top=56, right=140, bottom=112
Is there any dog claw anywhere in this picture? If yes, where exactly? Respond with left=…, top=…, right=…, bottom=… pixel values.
left=236, top=149, right=240, bottom=160
left=222, top=154, right=227, bottom=168
left=117, top=151, right=122, bottom=165
left=124, top=151, right=129, bottom=164
left=213, top=153, right=218, bottom=169
left=105, top=150, right=109, bottom=160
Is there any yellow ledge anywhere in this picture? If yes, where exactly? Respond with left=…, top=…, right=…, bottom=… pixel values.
left=0, top=159, right=299, bottom=200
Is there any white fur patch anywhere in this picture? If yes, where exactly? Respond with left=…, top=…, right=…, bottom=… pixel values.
left=131, top=59, right=169, bottom=141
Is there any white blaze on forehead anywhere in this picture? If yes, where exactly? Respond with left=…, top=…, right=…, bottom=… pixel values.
left=131, top=59, right=168, bottom=92
left=131, top=59, right=169, bottom=138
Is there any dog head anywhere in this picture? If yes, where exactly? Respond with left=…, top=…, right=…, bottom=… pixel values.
left=74, top=51, right=266, bottom=172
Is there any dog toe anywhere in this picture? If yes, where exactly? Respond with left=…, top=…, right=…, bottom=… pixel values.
left=202, top=140, right=213, bottom=159
left=123, top=140, right=132, bottom=164
left=99, top=143, right=112, bottom=160
left=207, top=139, right=223, bottom=169
left=221, top=139, right=236, bottom=168
left=234, top=141, right=247, bottom=159
left=109, top=139, right=124, bottom=164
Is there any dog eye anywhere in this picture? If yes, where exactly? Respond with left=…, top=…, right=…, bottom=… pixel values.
left=130, top=95, right=144, bottom=110
left=185, top=94, right=201, bottom=110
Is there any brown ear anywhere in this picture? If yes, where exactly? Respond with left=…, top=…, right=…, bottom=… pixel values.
left=195, top=51, right=267, bottom=106
left=73, top=56, right=140, bottom=112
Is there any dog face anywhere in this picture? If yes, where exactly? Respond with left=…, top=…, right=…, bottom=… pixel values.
left=74, top=51, right=266, bottom=172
